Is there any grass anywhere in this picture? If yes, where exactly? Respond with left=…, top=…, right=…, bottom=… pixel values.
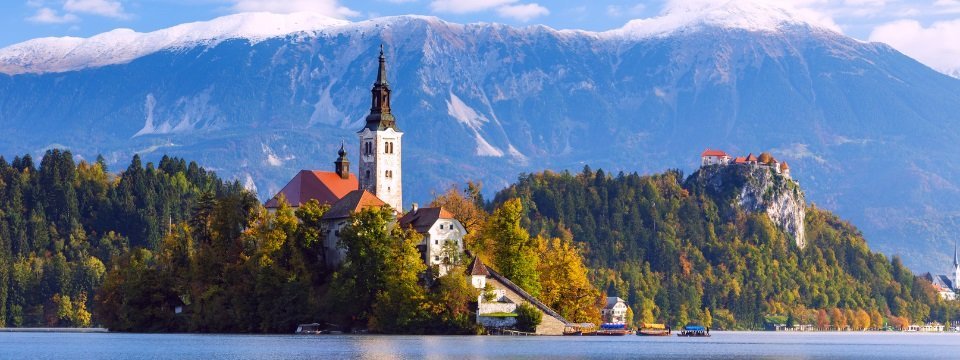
left=481, top=312, right=518, bottom=318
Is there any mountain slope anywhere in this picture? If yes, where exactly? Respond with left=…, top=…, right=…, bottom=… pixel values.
left=1, top=7, right=960, bottom=272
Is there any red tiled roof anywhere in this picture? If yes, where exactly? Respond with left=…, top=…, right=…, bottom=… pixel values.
left=467, top=256, right=489, bottom=276
left=701, top=149, right=729, bottom=157
left=745, top=153, right=758, bottom=162
left=265, top=170, right=358, bottom=208
left=780, top=161, right=790, bottom=170
left=399, top=207, right=455, bottom=233
left=734, top=157, right=747, bottom=164
left=321, top=190, right=388, bottom=220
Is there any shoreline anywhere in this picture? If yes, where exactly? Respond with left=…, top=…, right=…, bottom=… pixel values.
left=0, top=327, right=109, bottom=333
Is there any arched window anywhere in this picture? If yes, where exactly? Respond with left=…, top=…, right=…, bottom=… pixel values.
left=365, top=170, right=370, bottom=181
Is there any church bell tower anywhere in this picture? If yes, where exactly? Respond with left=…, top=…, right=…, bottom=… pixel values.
left=358, top=45, right=403, bottom=211
left=953, top=241, right=960, bottom=291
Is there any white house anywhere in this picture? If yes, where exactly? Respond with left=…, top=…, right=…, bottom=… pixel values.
left=701, top=149, right=732, bottom=166
left=399, top=205, right=466, bottom=276
left=601, top=297, right=628, bottom=324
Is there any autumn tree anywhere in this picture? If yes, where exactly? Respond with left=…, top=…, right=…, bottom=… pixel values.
left=430, top=182, right=489, bottom=258
left=536, top=235, right=600, bottom=324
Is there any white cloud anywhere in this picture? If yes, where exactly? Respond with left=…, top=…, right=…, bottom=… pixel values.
left=869, top=19, right=960, bottom=77
left=230, top=0, right=359, bottom=18
left=64, top=0, right=130, bottom=19
left=933, top=0, right=960, bottom=14
left=606, top=3, right=646, bottom=18
left=496, top=3, right=549, bottom=22
left=430, top=0, right=517, bottom=14
left=26, top=7, right=78, bottom=23
left=430, top=0, right=549, bottom=21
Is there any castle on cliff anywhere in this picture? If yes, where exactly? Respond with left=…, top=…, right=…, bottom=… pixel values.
left=701, top=149, right=791, bottom=178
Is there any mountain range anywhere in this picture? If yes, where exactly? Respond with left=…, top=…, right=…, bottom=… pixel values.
left=2, top=3, right=960, bottom=272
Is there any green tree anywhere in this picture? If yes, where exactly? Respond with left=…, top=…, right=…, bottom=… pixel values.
left=515, top=303, right=542, bottom=333
left=486, top=198, right=540, bottom=297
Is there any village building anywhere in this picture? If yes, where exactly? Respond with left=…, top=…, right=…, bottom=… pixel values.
left=265, top=46, right=467, bottom=271
left=399, top=205, right=466, bottom=276
left=926, top=243, right=960, bottom=300
left=601, top=297, right=628, bottom=324
left=468, top=257, right=572, bottom=335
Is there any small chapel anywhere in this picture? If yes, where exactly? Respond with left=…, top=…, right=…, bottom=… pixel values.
left=265, top=46, right=465, bottom=276
left=926, top=243, right=960, bottom=301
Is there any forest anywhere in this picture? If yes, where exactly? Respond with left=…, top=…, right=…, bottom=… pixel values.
left=492, top=166, right=957, bottom=329
left=0, top=150, right=954, bottom=332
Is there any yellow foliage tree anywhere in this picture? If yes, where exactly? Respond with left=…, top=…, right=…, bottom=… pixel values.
left=856, top=309, right=870, bottom=331
left=830, top=308, right=846, bottom=331
left=536, top=235, right=601, bottom=324
left=870, top=309, right=884, bottom=330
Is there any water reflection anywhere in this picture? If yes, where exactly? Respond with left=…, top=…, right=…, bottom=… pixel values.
left=2, top=331, right=960, bottom=360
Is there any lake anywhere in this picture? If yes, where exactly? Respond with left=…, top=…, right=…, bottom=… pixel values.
left=0, top=331, right=957, bottom=359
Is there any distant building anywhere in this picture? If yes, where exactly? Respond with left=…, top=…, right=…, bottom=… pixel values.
left=468, top=257, right=572, bottom=335
left=601, top=297, right=628, bottom=324
left=926, top=242, right=960, bottom=300
left=701, top=149, right=731, bottom=166
left=699, top=149, right=791, bottom=179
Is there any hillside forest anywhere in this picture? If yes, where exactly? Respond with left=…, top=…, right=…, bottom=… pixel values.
left=0, top=151, right=954, bottom=332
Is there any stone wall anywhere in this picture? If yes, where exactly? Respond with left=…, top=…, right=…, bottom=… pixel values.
left=486, top=277, right=567, bottom=335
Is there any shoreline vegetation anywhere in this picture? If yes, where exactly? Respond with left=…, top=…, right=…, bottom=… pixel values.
left=0, top=150, right=958, bottom=334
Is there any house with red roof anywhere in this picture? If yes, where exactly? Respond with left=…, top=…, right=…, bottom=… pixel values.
left=400, top=205, right=466, bottom=276
left=700, top=149, right=732, bottom=167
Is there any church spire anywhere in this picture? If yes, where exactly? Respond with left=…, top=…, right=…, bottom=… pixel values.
left=954, top=239, right=958, bottom=268
left=363, top=44, right=398, bottom=132
left=376, top=44, right=388, bottom=86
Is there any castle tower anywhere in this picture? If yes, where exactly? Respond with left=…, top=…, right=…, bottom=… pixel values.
left=358, top=45, right=403, bottom=211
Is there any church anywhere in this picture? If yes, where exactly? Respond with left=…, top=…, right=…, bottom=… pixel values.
left=926, top=243, right=960, bottom=301
left=265, top=46, right=465, bottom=276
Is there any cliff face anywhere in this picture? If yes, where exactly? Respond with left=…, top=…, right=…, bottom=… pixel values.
left=690, top=165, right=806, bottom=248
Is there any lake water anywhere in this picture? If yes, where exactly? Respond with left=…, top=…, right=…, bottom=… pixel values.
left=1, top=331, right=958, bottom=359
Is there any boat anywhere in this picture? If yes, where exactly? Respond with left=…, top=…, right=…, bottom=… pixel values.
left=296, top=323, right=326, bottom=334
left=677, top=324, right=710, bottom=337
left=637, top=323, right=671, bottom=336
left=596, top=323, right=631, bottom=336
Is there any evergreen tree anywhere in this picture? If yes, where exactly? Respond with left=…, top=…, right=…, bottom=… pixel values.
left=485, top=198, right=541, bottom=297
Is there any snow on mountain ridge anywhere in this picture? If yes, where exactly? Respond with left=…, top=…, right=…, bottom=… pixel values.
left=609, top=0, right=841, bottom=38
left=0, top=12, right=350, bottom=75
left=0, top=3, right=841, bottom=75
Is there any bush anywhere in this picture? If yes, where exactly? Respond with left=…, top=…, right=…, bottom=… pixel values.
left=515, top=303, right=542, bottom=333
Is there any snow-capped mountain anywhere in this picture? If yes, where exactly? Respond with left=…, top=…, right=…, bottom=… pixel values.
left=2, top=3, right=960, bottom=271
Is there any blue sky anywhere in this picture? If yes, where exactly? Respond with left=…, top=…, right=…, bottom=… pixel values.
left=3, top=1, right=960, bottom=73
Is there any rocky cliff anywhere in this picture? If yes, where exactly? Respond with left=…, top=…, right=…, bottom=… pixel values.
left=689, top=164, right=806, bottom=248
